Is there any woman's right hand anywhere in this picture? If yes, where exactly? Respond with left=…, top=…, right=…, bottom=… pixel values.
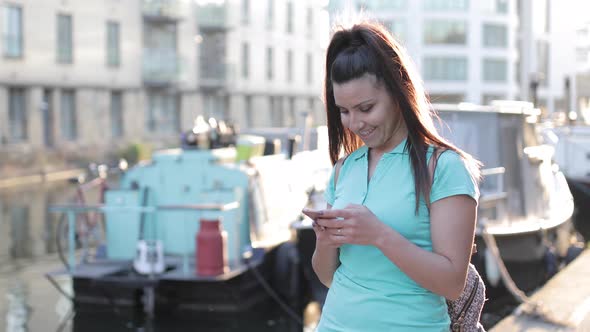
left=312, top=217, right=344, bottom=249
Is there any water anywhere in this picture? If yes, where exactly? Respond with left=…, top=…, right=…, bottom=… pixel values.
left=0, top=181, right=76, bottom=332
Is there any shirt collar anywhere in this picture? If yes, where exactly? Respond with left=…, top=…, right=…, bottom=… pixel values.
left=353, top=137, right=409, bottom=161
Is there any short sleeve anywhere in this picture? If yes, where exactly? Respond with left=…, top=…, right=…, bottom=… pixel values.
left=430, top=151, right=480, bottom=204
left=324, top=164, right=337, bottom=205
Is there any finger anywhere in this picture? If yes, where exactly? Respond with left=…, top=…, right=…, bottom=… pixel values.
left=317, top=217, right=345, bottom=229
left=320, top=209, right=349, bottom=219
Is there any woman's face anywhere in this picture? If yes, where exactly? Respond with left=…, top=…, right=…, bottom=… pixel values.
left=333, top=73, right=407, bottom=155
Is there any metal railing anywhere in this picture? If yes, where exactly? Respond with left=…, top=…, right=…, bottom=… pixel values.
left=49, top=202, right=238, bottom=275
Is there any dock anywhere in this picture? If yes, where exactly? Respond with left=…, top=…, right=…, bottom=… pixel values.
left=491, top=248, right=590, bottom=332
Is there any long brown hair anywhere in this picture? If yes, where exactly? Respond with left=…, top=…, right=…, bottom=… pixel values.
left=324, top=21, right=481, bottom=213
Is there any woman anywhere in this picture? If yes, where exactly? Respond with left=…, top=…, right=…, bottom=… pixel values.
left=308, top=22, right=481, bottom=331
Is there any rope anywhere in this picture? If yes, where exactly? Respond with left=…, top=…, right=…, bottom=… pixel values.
left=480, top=224, right=574, bottom=328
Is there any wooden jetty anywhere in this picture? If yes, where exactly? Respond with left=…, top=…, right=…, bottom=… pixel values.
left=491, top=248, right=590, bottom=332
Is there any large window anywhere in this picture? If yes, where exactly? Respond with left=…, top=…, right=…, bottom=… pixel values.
left=60, top=90, right=77, bottom=140
left=424, top=0, right=468, bottom=11
left=242, top=42, right=249, bottom=79
left=2, top=5, right=23, bottom=58
left=8, top=88, right=27, bottom=142
left=57, top=14, right=73, bottom=63
left=106, top=21, right=120, bottom=67
left=483, top=24, right=507, bottom=48
left=110, top=92, right=123, bottom=138
left=483, top=59, right=508, bottom=82
left=423, top=57, right=467, bottom=81
left=266, top=47, right=273, bottom=80
left=146, top=91, right=179, bottom=133
left=424, top=20, right=466, bottom=45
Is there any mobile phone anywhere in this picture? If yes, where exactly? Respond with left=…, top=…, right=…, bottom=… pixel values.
left=302, top=208, right=323, bottom=220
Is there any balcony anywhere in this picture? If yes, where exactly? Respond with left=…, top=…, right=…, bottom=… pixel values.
left=142, top=0, right=182, bottom=22
left=143, top=50, right=181, bottom=86
left=196, top=1, right=231, bottom=31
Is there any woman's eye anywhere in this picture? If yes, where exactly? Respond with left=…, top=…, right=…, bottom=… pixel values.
left=339, top=108, right=348, bottom=115
left=360, top=105, right=373, bottom=112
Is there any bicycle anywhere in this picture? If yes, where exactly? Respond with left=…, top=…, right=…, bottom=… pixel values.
left=55, top=160, right=128, bottom=269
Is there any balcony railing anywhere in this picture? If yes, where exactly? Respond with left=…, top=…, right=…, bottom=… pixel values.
left=142, top=0, right=182, bottom=21
left=143, top=50, right=181, bottom=85
left=196, top=1, right=231, bottom=30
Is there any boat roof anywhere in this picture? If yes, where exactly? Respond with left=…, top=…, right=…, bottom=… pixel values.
left=432, top=101, right=541, bottom=116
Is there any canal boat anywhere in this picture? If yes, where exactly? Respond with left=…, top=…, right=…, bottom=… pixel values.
left=47, top=120, right=331, bottom=331
left=434, top=101, right=579, bottom=292
left=541, top=123, right=590, bottom=240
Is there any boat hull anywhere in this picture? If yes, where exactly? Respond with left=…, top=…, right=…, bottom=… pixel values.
left=566, top=177, right=590, bottom=240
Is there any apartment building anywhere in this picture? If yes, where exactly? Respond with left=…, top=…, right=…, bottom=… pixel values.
left=195, top=0, right=327, bottom=129
left=328, top=0, right=579, bottom=115
left=0, top=0, right=328, bottom=174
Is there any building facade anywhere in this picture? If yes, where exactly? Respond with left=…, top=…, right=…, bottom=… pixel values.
left=327, top=0, right=579, bottom=116
left=0, top=0, right=328, bottom=175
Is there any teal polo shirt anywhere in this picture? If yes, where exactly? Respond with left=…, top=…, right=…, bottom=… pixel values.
left=317, top=138, right=479, bottom=332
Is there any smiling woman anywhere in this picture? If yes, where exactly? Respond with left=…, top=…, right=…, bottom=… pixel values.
left=310, top=21, right=484, bottom=331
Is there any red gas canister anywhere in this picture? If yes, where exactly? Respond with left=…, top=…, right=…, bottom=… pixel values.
left=196, top=218, right=227, bottom=276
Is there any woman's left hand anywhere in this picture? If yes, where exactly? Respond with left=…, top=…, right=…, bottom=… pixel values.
left=315, top=204, right=389, bottom=246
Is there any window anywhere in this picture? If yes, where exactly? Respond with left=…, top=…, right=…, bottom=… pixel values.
left=483, top=94, right=505, bottom=104
left=242, top=42, right=249, bottom=79
left=266, top=47, right=273, bottom=80
left=110, top=92, right=123, bottom=138
left=424, top=20, right=466, bottom=45
left=536, top=40, right=549, bottom=85
left=286, top=50, right=293, bottom=82
left=286, top=1, right=293, bottom=33
left=106, top=21, right=120, bottom=67
left=60, top=90, right=77, bottom=140
left=424, top=0, right=468, bottom=11
left=483, top=24, right=507, bottom=48
left=288, top=97, right=296, bottom=127
left=483, top=59, right=507, bottom=82
left=423, top=57, right=467, bottom=81
left=266, top=0, right=273, bottom=30
left=481, top=0, right=509, bottom=14
left=57, top=14, right=73, bottom=63
left=2, top=5, right=23, bottom=58
left=357, top=0, right=406, bottom=11
left=386, top=20, right=406, bottom=42
left=428, top=93, right=464, bottom=103
left=241, top=0, right=249, bottom=25
left=146, top=91, right=180, bottom=133
left=245, top=95, right=253, bottom=127
left=8, top=88, right=27, bottom=142
left=306, top=53, right=313, bottom=84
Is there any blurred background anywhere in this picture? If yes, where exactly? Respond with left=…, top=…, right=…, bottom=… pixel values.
left=1, top=0, right=590, bottom=331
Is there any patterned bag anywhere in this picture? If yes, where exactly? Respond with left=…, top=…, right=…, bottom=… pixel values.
left=446, top=263, right=486, bottom=332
